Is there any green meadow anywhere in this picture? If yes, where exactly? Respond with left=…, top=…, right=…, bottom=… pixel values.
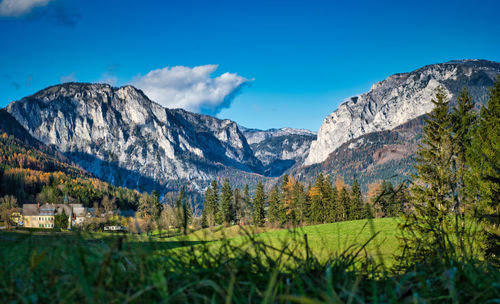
left=2, top=217, right=497, bottom=303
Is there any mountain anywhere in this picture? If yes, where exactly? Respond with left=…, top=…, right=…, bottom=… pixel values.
left=293, top=116, right=425, bottom=189
left=6, top=83, right=265, bottom=193
left=0, top=108, right=45, bottom=150
left=240, top=127, right=316, bottom=177
left=305, top=59, right=500, bottom=166
left=4, top=59, right=499, bottom=194
left=0, top=109, right=89, bottom=179
left=0, top=120, right=147, bottom=209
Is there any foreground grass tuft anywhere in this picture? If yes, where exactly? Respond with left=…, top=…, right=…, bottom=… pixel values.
left=0, top=218, right=498, bottom=303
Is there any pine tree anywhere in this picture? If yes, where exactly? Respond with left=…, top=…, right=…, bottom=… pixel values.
left=210, top=181, right=221, bottom=225
left=449, top=88, right=477, bottom=243
left=350, top=179, right=363, bottom=220
left=309, top=174, right=325, bottom=223
left=233, top=188, right=243, bottom=224
left=242, top=184, right=252, bottom=225
left=202, top=180, right=219, bottom=227
left=201, top=205, right=208, bottom=228
left=404, top=86, right=455, bottom=260
left=267, top=185, right=281, bottom=226
left=382, top=181, right=401, bottom=217
left=326, top=182, right=339, bottom=222
left=218, top=179, right=233, bottom=225
left=281, top=176, right=296, bottom=224
left=252, top=181, right=266, bottom=226
left=175, top=188, right=191, bottom=235
left=201, top=187, right=212, bottom=227
left=292, top=181, right=308, bottom=225
left=151, top=190, right=162, bottom=221
left=467, top=77, right=500, bottom=264
left=453, top=88, right=476, bottom=197
left=339, top=187, right=350, bottom=221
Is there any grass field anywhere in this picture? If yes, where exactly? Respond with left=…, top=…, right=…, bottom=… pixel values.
left=0, top=217, right=497, bottom=303
left=180, top=217, right=401, bottom=265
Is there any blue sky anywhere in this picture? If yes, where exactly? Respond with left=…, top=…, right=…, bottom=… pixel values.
left=1, top=0, right=500, bottom=131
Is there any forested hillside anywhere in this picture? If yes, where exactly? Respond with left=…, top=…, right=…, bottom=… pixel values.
left=0, top=130, right=145, bottom=210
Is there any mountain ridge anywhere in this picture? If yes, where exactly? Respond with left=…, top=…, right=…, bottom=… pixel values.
left=3, top=59, right=499, bottom=193
left=305, top=59, right=500, bottom=165
left=6, top=82, right=264, bottom=192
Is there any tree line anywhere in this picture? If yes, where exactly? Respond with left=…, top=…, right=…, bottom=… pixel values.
left=403, top=77, right=500, bottom=266
left=199, top=174, right=407, bottom=228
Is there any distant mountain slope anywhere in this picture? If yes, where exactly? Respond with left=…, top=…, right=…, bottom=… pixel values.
left=294, top=116, right=425, bottom=188
left=5, top=60, right=499, bottom=194
left=0, top=108, right=45, bottom=150
left=0, top=108, right=81, bottom=169
left=0, top=127, right=147, bottom=209
left=240, top=127, right=316, bottom=176
left=6, top=83, right=264, bottom=192
left=305, top=59, right=500, bottom=165
left=0, top=120, right=89, bottom=179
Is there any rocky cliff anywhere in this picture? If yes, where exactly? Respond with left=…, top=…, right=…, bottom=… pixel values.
left=240, top=127, right=316, bottom=176
left=6, top=83, right=263, bottom=192
left=305, top=60, right=500, bottom=165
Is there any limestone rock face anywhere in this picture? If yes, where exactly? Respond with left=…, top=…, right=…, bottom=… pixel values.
left=240, top=127, right=316, bottom=176
left=6, top=83, right=263, bottom=190
left=305, top=60, right=500, bottom=165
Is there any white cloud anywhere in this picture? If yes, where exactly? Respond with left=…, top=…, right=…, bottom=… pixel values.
left=132, top=65, right=252, bottom=115
left=0, top=0, right=53, bottom=17
left=60, top=72, right=76, bottom=83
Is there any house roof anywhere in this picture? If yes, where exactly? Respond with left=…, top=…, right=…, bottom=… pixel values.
left=73, top=207, right=87, bottom=217
left=22, top=204, right=39, bottom=216
left=22, top=203, right=74, bottom=216
left=53, top=204, right=72, bottom=216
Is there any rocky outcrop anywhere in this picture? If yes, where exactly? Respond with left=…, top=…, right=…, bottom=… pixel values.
left=6, top=83, right=263, bottom=191
left=240, top=127, right=316, bottom=176
left=305, top=60, right=500, bottom=165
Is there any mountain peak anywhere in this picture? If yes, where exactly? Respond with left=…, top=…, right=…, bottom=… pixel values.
left=305, top=59, right=500, bottom=166
left=6, top=82, right=264, bottom=192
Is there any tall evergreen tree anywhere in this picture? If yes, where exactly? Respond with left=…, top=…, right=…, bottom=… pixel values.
left=151, top=190, right=162, bottom=220
left=309, top=174, right=326, bottom=223
left=201, top=187, right=212, bottom=227
left=175, top=188, right=191, bottom=235
left=211, top=180, right=220, bottom=225
left=449, top=88, right=477, bottom=244
left=233, top=188, right=243, bottom=224
left=218, top=179, right=233, bottom=225
left=404, top=87, right=455, bottom=260
left=383, top=181, right=400, bottom=217
left=350, top=179, right=363, bottom=220
left=267, top=185, right=281, bottom=226
left=326, top=183, right=339, bottom=222
left=467, top=77, right=500, bottom=264
left=202, top=180, right=219, bottom=227
left=339, top=187, right=350, bottom=221
left=242, top=184, right=252, bottom=225
left=252, top=181, right=266, bottom=226
left=282, top=176, right=297, bottom=224
left=201, top=202, right=208, bottom=228
left=292, top=181, right=308, bottom=225
left=452, top=89, right=476, bottom=197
